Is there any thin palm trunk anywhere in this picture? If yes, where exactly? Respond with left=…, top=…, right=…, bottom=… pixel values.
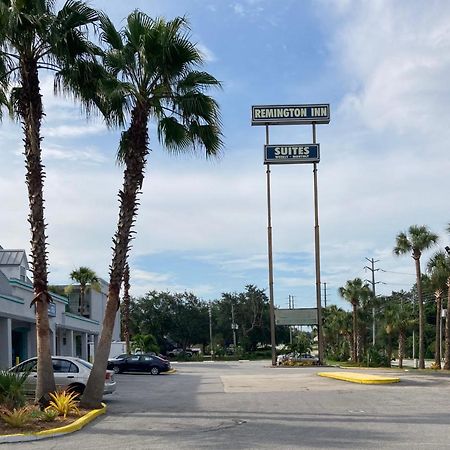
left=435, top=291, right=442, bottom=368
left=123, top=264, right=131, bottom=354
left=19, top=57, right=55, bottom=400
left=79, top=284, right=85, bottom=316
left=386, top=334, right=392, bottom=367
left=81, top=105, right=148, bottom=408
left=414, top=256, right=425, bottom=369
left=445, top=279, right=450, bottom=370
left=398, top=330, right=405, bottom=369
left=352, top=303, right=357, bottom=363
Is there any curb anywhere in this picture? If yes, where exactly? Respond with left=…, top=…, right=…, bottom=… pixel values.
left=161, top=369, right=177, bottom=375
left=0, top=403, right=106, bottom=444
left=317, top=371, right=400, bottom=384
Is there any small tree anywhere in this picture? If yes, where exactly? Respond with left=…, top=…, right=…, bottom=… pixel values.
left=68, top=267, right=100, bottom=317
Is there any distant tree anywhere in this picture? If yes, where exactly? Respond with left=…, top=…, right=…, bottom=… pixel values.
left=381, top=292, right=415, bottom=368
left=394, top=225, right=438, bottom=368
left=222, top=285, right=269, bottom=352
left=69, top=267, right=100, bottom=317
left=289, top=332, right=312, bottom=355
left=338, top=278, right=371, bottom=363
left=427, top=251, right=450, bottom=368
left=323, top=305, right=352, bottom=362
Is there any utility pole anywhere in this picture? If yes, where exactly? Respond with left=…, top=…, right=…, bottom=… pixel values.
left=288, top=295, right=294, bottom=344
left=231, top=303, right=237, bottom=348
left=323, top=282, right=328, bottom=308
left=364, top=258, right=380, bottom=346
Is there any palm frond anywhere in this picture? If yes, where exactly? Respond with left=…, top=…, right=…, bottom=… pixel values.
left=394, top=231, right=411, bottom=256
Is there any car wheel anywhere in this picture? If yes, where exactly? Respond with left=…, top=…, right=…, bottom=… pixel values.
left=68, top=384, right=85, bottom=398
left=113, top=365, right=121, bottom=374
left=150, top=366, right=160, bottom=375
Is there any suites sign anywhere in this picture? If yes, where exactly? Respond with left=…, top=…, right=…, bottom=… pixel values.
left=251, top=104, right=330, bottom=125
left=264, top=144, right=319, bottom=164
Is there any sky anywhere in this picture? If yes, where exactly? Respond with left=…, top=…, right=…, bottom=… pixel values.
left=2, top=0, right=450, bottom=311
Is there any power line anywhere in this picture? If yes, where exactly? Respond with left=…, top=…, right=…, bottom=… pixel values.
left=379, top=269, right=415, bottom=276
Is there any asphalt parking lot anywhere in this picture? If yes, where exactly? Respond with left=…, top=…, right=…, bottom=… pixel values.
left=10, top=361, right=450, bottom=449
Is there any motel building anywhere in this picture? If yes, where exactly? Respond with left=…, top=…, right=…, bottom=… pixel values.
left=0, top=245, right=120, bottom=369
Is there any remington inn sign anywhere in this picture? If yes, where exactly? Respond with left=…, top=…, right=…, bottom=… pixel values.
left=251, top=104, right=330, bottom=125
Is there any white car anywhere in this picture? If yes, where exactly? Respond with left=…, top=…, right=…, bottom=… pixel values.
left=9, top=356, right=116, bottom=397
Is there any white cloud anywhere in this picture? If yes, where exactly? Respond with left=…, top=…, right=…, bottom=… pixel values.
left=197, top=43, right=217, bottom=63
left=43, top=124, right=107, bottom=138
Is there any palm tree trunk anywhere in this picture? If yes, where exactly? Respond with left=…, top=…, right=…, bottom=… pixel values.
left=386, top=335, right=392, bottom=367
left=18, top=57, right=55, bottom=400
left=414, top=256, right=425, bottom=369
left=123, top=264, right=131, bottom=354
left=435, top=292, right=441, bottom=369
left=81, top=105, right=148, bottom=409
left=445, top=280, right=450, bottom=370
left=79, top=284, right=85, bottom=316
left=352, top=303, right=357, bottom=363
left=398, top=330, right=405, bottom=369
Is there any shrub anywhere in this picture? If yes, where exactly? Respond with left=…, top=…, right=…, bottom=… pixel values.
left=45, top=390, right=80, bottom=419
left=364, top=347, right=390, bottom=367
left=0, top=370, right=28, bottom=410
left=0, top=406, right=31, bottom=428
left=30, top=407, right=59, bottom=422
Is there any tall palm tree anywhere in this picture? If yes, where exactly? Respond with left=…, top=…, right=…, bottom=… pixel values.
left=427, top=250, right=450, bottom=369
left=0, top=0, right=99, bottom=399
left=80, top=12, right=222, bottom=408
left=394, top=225, right=438, bottom=369
left=338, top=278, right=371, bottom=363
left=69, top=266, right=100, bottom=317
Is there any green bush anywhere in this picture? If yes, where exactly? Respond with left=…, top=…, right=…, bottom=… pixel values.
left=364, top=347, right=390, bottom=367
left=0, top=370, right=28, bottom=410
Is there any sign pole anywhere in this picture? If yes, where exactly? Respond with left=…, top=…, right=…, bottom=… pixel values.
left=265, top=124, right=277, bottom=366
left=312, top=122, right=324, bottom=364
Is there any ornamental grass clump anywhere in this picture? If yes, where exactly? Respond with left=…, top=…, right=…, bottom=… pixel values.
left=0, top=406, right=32, bottom=428
left=45, top=390, right=80, bottom=419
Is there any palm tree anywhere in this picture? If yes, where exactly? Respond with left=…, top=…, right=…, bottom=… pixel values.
left=383, top=293, right=415, bottom=369
left=69, top=266, right=101, bottom=317
left=394, top=225, right=438, bottom=369
left=427, top=250, right=450, bottom=369
left=0, top=0, right=99, bottom=400
left=80, top=12, right=222, bottom=408
left=338, top=278, right=371, bottom=363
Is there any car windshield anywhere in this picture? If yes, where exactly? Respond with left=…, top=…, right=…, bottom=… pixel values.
left=75, top=358, right=92, bottom=369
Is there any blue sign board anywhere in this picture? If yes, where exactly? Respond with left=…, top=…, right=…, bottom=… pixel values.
left=48, top=302, right=56, bottom=317
left=252, top=104, right=330, bottom=125
left=264, top=144, right=320, bottom=164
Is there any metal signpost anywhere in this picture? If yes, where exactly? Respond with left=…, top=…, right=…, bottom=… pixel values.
left=251, top=104, right=330, bottom=366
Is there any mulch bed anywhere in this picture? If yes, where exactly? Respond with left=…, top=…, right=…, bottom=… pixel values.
left=0, top=407, right=91, bottom=436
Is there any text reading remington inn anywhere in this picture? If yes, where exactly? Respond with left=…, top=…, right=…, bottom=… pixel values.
left=254, top=106, right=327, bottom=120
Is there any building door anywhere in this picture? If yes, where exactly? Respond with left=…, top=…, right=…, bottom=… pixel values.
left=12, top=329, right=28, bottom=365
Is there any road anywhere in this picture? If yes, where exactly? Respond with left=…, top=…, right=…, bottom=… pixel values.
left=10, top=361, right=450, bottom=449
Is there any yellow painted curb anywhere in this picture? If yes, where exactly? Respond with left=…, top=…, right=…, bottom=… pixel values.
left=162, top=369, right=177, bottom=375
left=317, top=371, right=400, bottom=384
left=0, top=403, right=106, bottom=444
